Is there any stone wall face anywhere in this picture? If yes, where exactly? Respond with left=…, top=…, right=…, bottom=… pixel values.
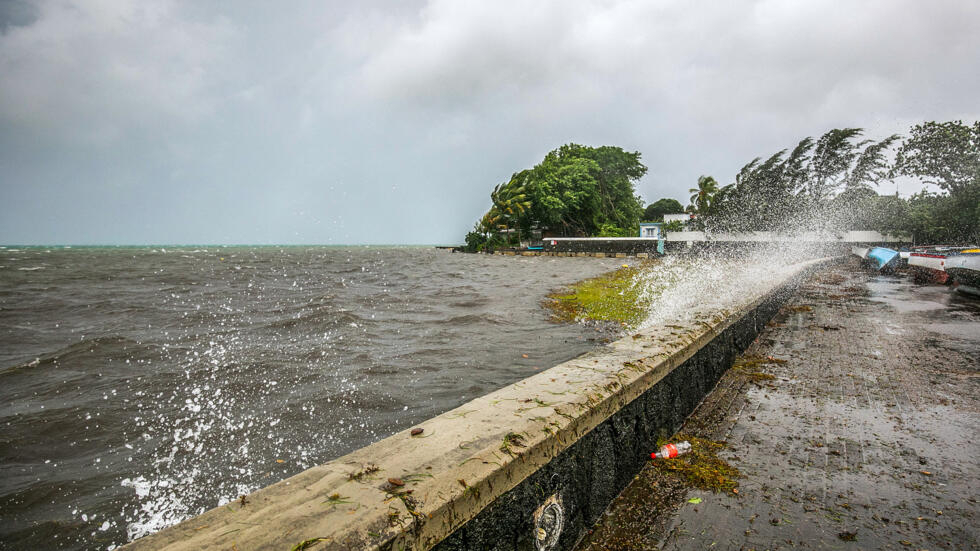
left=543, top=239, right=664, bottom=255
left=541, top=239, right=909, bottom=258
left=432, top=281, right=795, bottom=551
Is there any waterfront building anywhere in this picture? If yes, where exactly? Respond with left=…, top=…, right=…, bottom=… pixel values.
left=639, top=222, right=663, bottom=238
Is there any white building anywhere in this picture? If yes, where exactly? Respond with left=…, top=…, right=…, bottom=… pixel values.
left=638, top=223, right=662, bottom=239
left=663, top=213, right=692, bottom=224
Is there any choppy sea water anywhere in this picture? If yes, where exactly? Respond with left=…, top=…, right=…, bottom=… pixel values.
left=0, top=246, right=627, bottom=550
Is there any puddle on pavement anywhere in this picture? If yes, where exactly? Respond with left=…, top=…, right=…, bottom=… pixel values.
left=923, top=321, right=980, bottom=342
left=867, top=276, right=949, bottom=312
left=864, top=275, right=980, bottom=349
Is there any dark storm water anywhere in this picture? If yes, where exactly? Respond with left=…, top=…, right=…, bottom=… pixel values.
left=0, top=246, right=626, bottom=550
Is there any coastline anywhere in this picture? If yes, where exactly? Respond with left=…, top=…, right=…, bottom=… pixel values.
left=121, top=258, right=828, bottom=550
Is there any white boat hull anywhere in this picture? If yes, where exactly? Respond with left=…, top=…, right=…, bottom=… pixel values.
left=908, top=254, right=945, bottom=272
left=945, top=253, right=980, bottom=290
left=945, top=253, right=980, bottom=272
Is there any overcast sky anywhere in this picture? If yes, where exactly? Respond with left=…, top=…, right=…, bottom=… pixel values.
left=1, top=0, right=978, bottom=245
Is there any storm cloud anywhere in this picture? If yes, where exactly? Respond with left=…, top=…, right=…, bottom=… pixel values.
left=1, top=0, right=978, bottom=244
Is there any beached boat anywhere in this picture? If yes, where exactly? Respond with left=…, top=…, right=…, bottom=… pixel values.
left=908, top=251, right=949, bottom=284
left=945, top=250, right=980, bottom=295
left=897, top=249, right=913, bottom=267
left=867, top=247, right=900, bottom=271
left=851, top=246, right=869, bottom=259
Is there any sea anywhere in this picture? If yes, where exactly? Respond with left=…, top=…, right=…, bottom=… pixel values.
left=0, top=246, right=627, bottom=550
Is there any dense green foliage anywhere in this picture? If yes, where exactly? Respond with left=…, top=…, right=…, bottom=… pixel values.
left=469, top=144, right=647, bottom=248
left=465, top=122, right=977, bottom=250
left=643, top=198, right=684, bottom=222
left=700, top=121, right=979, bottom=244
left=703, top=128, right=901, bottom=232
left=464, top=230, right=507, bottom=253
left=892, top=121, right=980, bottom=243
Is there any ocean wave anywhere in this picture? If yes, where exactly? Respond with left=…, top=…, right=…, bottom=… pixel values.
left=434, top=313, right=513, bottom=326
left=258, top=308, right=370, bottom=331
left=448, top=298, right=489, bottom=308
left=1, top=335, right=149, bottom=375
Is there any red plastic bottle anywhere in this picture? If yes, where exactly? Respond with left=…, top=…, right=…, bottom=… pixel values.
left=651, top=441, right=691, bottom=459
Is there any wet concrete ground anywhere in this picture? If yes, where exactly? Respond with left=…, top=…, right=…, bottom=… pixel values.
left=576, top=262, right=980, bottom=551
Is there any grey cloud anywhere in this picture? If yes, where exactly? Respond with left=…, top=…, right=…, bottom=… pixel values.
left=1, top=0, right=978, bottom=244
left=0, top=0, right=239, bottom=144
left=0, top=0, right=39, bottom=32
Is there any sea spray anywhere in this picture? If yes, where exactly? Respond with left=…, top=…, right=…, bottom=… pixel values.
left=634, top=243, right=824, bottom=328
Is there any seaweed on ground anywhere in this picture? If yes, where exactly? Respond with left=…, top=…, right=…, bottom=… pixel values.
left=730, top=354, right=784, bottom=383
left=323, top=493, right=354, bottom=509
left=499, top=432, right=527, bottom=456
left=348, top=464, right=380, bottom=482
left=651, top=434, right=741, bottom=492
left=290, top=537, right=330, bottom=551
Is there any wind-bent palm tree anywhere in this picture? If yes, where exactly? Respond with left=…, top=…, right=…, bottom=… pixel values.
left=688, top=175, right=719, bottom=214
left=484, top=180, right=532, bottom=242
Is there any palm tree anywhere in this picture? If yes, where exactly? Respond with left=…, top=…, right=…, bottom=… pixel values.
left=688, top=175, right=719, bottom=214
left=486, top=180, right=532, bottom=243
left=479, top=209, right=498, bottom=235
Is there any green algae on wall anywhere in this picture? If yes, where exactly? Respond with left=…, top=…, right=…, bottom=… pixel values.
left=545, top=263, right=653, bottom=328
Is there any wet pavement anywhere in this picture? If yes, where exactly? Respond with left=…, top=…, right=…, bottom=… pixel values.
left=576, top=261, right=980, bottom=551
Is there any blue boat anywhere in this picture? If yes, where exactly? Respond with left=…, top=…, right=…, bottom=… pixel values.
left=867, top=247, right=900, bottom=271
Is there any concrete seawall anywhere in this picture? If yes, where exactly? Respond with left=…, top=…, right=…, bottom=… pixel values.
left=123, top=259, right=830, bottom=551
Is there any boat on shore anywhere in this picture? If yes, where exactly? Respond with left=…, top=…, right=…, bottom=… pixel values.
left=908, top=251, right=950, bottom=284
left=945, top=250, right=980, bottom=296
left=867, top=247, right=900, bottom=271
left=897, top=248, right=914, bottom=267
left=851, top=246, right=869, bottom=259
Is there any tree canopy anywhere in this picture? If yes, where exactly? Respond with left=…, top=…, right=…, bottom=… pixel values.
left=893, top=121, right=980, bottom=194
left=704, top=121, right=978, bottom=243
left=466, top=121, right=978, bottom=251
left=643, top=198, right=684, bottom=221
left=468, top=144, right=647, bottom=249
left=891, top=121, right=980, bottom=243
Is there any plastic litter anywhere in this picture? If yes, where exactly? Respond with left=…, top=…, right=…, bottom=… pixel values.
left=651, top=441, right=691, bottom=459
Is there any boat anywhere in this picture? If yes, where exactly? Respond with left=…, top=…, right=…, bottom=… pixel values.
left=897, top=248, right=913, bottom=267
left=945, top=250, right=980, bottom=296
left=908, top=250, right=949, bottom=284
left=867, top=247, right=900, bottom=271
left=851, top=246, right=869, bottom=259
